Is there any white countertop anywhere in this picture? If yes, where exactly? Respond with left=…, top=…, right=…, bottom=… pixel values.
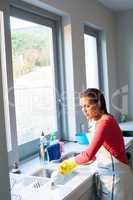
left=64, top=138, right=133, bottom=153
left=64, top=142, right=87, bottom=153
left=19, top=137, right=133, bottom=175
left=124, top=137, right=133, bottom=148
left=11, top=142, right=94, bottom=200
left=10, top=167, right=93, bottom=200
left=19, top=142, right=88, bottom=175
left=119, top=121, right=133, bottom=131
left=11, top=137, right=133, bottom=200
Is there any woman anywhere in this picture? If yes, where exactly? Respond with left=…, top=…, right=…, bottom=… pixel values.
left=59, top=88, right=133, bottom=200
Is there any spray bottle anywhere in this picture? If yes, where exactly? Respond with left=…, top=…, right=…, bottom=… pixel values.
left=39, top=132, right=49, bottom=162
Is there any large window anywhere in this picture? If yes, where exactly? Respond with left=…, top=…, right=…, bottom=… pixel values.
left=10, top=17, right=57, bottom=145
left=84, top=26, right=103, bottom=89
left=8, top=5, right=63, bottom=161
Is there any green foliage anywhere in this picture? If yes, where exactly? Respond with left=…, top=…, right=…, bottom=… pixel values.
left=11, top=26, right=51, bottom=78
left=34, top=58, right=50, bottom=67
left=11, top=27, right=49, bottom=54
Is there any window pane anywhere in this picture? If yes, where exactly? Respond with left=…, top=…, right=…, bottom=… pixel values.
left=10, top=17, right=57, bottom=145
left=84, top=34, right=99, bottom=88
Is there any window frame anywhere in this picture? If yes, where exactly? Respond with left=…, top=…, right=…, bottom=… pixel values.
left=84, top=25, right=104, bottom=91
left=7, top=1, right=65, bottom=162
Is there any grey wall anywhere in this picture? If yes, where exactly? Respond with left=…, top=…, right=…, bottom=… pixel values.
left=0, top=0, right=11, bottom=199
left=116, top=10, right=133, bottom=119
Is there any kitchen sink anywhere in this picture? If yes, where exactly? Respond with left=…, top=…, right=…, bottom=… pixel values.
left=32, top=167, right=78, bottom=185
left=10, top=173, right=49, bottom=191
left=31, top=151, right=80, bottom=185
left=22, top=148, right=91, bottom=186
left=32, top=167, right=55, bottom=178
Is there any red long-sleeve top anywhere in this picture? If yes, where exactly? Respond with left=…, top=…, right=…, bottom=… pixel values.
left=75, top=115, right=128, bottom=165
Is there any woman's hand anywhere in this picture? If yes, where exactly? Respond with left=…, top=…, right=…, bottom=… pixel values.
left=58, top=158, right=79, bottom=175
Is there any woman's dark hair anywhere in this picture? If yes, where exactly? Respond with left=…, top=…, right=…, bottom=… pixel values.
left=80, top=88, right=108, bottom=114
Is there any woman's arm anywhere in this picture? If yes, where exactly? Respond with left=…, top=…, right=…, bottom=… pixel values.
left=75, top=118, right=111, bottom=164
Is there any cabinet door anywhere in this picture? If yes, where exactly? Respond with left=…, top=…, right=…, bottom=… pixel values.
left=79, top=186, right=95, bottom=200
left=126, top=142, right=133, bottom=171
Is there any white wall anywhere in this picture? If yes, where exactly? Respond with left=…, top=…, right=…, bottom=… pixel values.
left=116, top=10, right=133, bottom=119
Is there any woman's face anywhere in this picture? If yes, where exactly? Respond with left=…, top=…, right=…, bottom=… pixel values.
left=80, top=96, right=101, bottom=120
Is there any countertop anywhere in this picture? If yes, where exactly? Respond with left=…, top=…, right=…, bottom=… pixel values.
left=10, top=166, right=93, bottom=200
left=124, top=136, right=133, bottom=148
left=119, top=121, right=133, bottom=131
left=20, top=137, right=133, bottom=174
left=11, top=142, right=94, bottom=200
left=19, top=142, right=88, bottom=175
left=11, top=137, right=133, bottom=200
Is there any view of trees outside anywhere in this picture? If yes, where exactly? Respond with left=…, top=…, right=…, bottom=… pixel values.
left=10, top=17, right=57, bottom=145
left=12, top=26, right=50, bottom=79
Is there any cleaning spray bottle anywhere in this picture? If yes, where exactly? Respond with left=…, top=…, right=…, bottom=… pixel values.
left=39, top=132, right=49, bottom=163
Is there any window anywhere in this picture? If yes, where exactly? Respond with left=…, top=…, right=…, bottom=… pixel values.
left=84, top=26, right=103, bottom=89
left=8, top=5, right=63, bottom=161
left=10, top=16, right=58, bottom=145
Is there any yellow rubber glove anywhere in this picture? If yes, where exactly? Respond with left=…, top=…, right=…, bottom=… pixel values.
left=58, top=158, right=79, bottom=175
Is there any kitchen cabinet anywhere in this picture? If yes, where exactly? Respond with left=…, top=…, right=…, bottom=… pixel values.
left=79, top=190, right=94, bottom=200
left=119, top=122, right=133, bottom=170
left=63, top=174, right=95, bottom=200
left=124, top=137, right=133, bottom=171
